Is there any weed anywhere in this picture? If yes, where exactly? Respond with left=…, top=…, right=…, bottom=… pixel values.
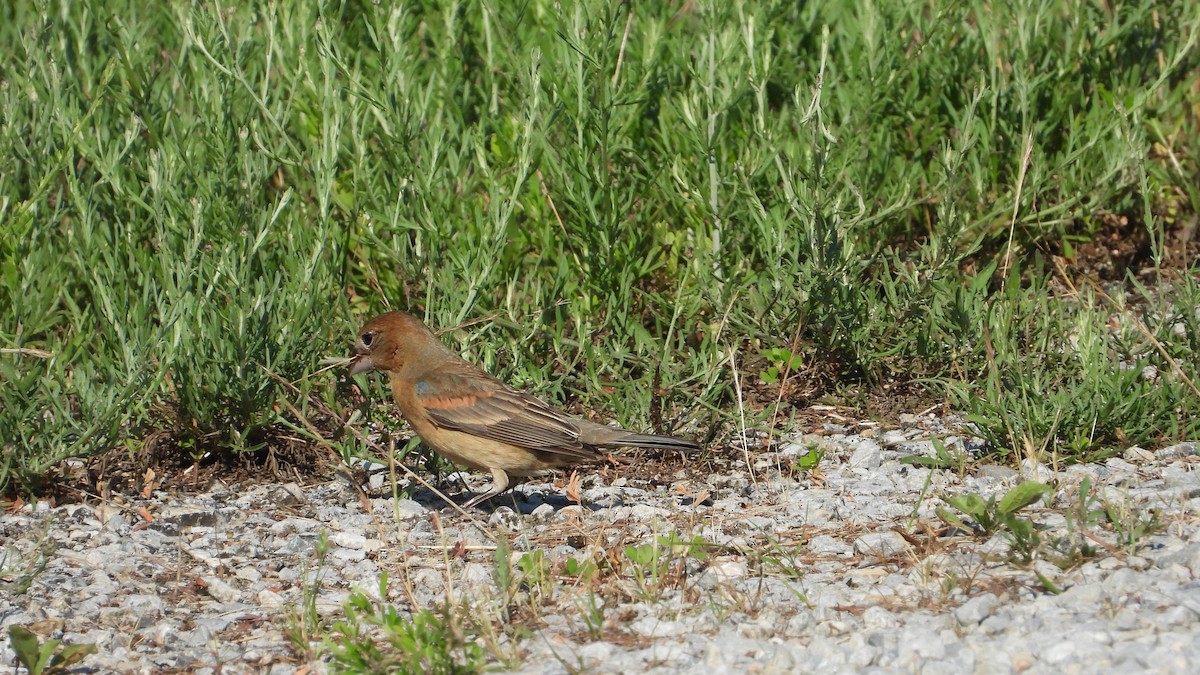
left=623, top=533, right=707, bottom=602
left=0, top=525, right=54, bottom=597
left=1103, top=499, right=1163, bottom=556
left=283, top=531, right=331, bottom=661
left=902, top=437, right=969, bottom=475
left=575, top=590, right=608, bottom=641
left=938, top=481, right=1053, bottom=563
left=328, top=573, right=486, bottom=675
left=759, top=348, right=804, bottom=386
left=756, top=535, right=808, bottom=582
left=7, top=626, right=96, bottom=675
left=791, top=446, right=825, bottom=472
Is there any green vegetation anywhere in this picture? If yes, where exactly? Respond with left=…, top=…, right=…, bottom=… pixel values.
left=2, top=0, right=1198, bottom=494
left=937, top=479, right=1054, bottom=562
left=328, top=574, right=487, bottom=675
left=7, top=625, right=96, bottom=675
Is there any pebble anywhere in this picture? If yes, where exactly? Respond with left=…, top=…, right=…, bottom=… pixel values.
left=853, top=531, right=911, bottom=558
left=2, top=417, right=1198, bottom=673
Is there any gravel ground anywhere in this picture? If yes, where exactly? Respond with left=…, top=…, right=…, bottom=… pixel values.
left=3, top=415, right=1199, bottom=674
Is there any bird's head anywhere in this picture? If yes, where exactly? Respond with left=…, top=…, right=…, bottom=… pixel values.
left=349, top=311, right=438, bottom=377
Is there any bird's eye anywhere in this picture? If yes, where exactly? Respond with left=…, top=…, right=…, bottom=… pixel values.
left=361, top=331, right=376, bottom=347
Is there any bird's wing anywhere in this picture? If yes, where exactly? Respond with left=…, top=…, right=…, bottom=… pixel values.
left=413, top=371, right=598, bottom=462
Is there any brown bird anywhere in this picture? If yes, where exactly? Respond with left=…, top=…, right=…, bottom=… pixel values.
left=349, top=311, right=700, bottom=509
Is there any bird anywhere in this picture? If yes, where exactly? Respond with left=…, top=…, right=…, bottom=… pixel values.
left=349, top=311, right=701, bottom=509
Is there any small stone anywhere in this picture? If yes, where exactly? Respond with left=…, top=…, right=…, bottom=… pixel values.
left=122, top=594, right=166, bottom=615
left=1158, top=442, right=1199, bottom=459
left=898, top=626, right=945, bottom=661
left=849, top=440, right=882, bottom=470
left=1126, top=556, right=1150, bottom=570
left=977, top=464, right=1019, bottom=481
left=853, top=531, right=911, bottom=558
left=628, top=616, right=686, bottom=637
left=1113, top=608, right=1139, bottom=631
left=234, top=566, right=262, bottom=583
left=103, top=513, right=130, bottom=533
left=807, top=534, right=852, bottom=556
left=393, top=499, right=427, bottom=518
left=955, top=593, right=998, bottom=625
left=629, top=503, right=672, bottom=519
left=546, top=545, right=578, bottom=562
left=1105, top=457, right=1137, bottom=473
left=331, top=531, right=367, bottom=550
left=1153, top=543, right=1200, bottom=574
left=200, top=576, right=241, bottom=603
left=577, top=642, right=615, bottom=665
left=488, top=507, right=522, bottom=530
left=862, top=605, right=897, bottom=629
left=1020, top=458, right=1051, bottom=480
left=1123, top=446, right=1155, bottom=462
left=257, top=589, right=285, bottom=607
left=698, top=560, right=747, bottom=589
left=331, top=547, right=366, bottom=563
left=530, top=503, right=555, bottom=521
left=554, top=505, right=586, bottom=519
left=183, top=546, right=222, bottom=569
left=278, top=517, right=320, bottom=535
left=275, top=482, right=308, bottom=505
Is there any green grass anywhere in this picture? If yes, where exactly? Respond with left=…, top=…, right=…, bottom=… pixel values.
left=2, top=0, right=1199, bottom=496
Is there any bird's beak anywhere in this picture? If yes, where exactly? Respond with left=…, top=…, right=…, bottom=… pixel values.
left=348, top=356, right=375, bottom=376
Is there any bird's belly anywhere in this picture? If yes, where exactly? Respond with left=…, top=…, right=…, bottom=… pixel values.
left=407, top=418, right=559, bottom=475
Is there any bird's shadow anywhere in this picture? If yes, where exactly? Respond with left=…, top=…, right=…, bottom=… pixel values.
left=401, top=484, right=610, bottom=514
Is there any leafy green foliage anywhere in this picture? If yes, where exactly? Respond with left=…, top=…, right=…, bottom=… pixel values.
left=623, top=533, right=708, bottom=600
left=901, top=437, right=966, bottom=472
left=328, top=573, right=485, bottom=675
left=2, top=0, right=1199, bottom=493
left=939, top=481, right=1054, bottom=563
left=759, top=348, right=804, bottom=385
left=940, top=481, right=1053, bottom=535
left=8, top=626, right=96, bottom=675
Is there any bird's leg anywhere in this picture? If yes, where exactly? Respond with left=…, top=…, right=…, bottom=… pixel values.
left=461, top=468, right=511, bottom=510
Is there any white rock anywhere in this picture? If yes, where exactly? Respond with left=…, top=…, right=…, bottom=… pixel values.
left=853, top=531, right=911, bottom=558
left=200, top=576, right=241, bottom=603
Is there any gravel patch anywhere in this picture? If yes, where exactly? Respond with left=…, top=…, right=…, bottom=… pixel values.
left=3, top=417, right=1199, bottom=673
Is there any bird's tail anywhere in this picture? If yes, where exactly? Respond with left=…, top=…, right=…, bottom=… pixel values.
left=603, top=432, right=702, bottom=453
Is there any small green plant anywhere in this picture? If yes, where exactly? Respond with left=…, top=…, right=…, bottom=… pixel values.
left=1103, top=498, right=1162, bottom=555
left=562, top=557, right=598, bottom=582
left=491, top=535, right=514, bottom=617
left=938, top=481, right=1052, bottom=536
left=759, top=348, right=804, bottom=385
left=623, top=534, right=707, bottom=601
left=901, top=437, right=967, bottom=473
left=515, top=551, right=551, bottom=598
left=791, top=446, right=825, bottom=471
left=7, top=626, right=96, bottom=675
left=283, top=531, right=331, bottom=660
left=328, top=573, right=485, bottom=675
left=623, top=541, right=671, bottom=602
left=1042, top=477, right=1106, bottom=568
left=0, top=531, right=54, bottom=596
left=938, top=481, right=1053, bottom=562
left=758, top=535, right=809, bottom=582
left=574, top=590, right=607, bottom=641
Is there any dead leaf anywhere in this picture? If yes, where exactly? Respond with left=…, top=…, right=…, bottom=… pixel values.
left=565, top=470, right=582, bottom=503
left=141, top=468, right=158, bottom=499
